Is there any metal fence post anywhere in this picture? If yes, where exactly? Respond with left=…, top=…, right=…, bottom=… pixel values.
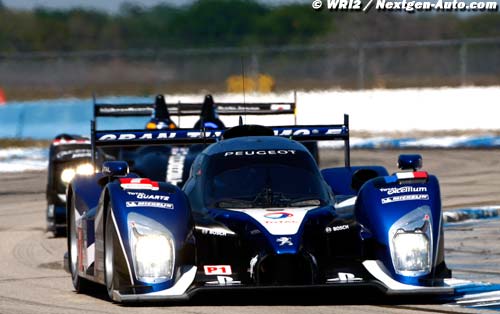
left=15, top=107, right=25, bottom=138
left=460, top=42, right=468, bottom=86
left=250, top=52, right=259, bottom=79
left=357, top=45, right=365, bottom=90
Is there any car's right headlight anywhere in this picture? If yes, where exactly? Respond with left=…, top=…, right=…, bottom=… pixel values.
left=128, top=212, right=175, bottom=283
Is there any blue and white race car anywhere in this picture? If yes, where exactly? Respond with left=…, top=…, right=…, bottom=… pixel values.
left=65, top=115, right=453, bottom=302
left=48, top=94, right=304, bottom=237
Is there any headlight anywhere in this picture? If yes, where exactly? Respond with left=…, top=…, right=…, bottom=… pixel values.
left=76, top=163, right=94, bottom=175
left=60, top=168, right=76, bottom=184
left=389, top=206, right=433, bottom=277
left=60, top=164, right=94, bottom=185
left=392, top=230, right=430, bottom=276
left=128, top=213, right=175, bottom=283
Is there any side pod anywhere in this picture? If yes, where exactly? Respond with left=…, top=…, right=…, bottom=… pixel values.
left=354, top=172, right=447, bottom=286
left=102, top=179, right=196, bottom=298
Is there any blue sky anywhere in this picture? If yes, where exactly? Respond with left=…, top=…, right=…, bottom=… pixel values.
left=2, top=0, right=309, bottom=13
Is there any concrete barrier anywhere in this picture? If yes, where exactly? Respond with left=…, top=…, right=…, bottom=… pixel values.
left=0, top=86, right=499, bottom=139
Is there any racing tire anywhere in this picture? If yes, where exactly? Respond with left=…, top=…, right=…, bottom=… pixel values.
left=67, top=194, right=92, bottom=293
left=104, top=202, right=130, bottom=301
left=104, top=202, right=117, bottom=300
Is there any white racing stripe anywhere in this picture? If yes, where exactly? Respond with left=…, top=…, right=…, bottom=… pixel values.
left=362, top=260, right=454, bottom=293
left=86, top=243, right=95, bottom=269
left=334, top=197, right=356, bottom=210
left=58, top=194, right=67, bottom=202
left=110, top=209, right=135, bottom=285
left=113, top=266, right=197, bottom=301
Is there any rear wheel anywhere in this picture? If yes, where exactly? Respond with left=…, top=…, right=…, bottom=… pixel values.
left=67, top=194, right=92, bottom=292
left=104, top=202, right=131, bottom=301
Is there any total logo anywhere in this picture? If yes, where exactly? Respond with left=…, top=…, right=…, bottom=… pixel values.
left=264, top=212, right=293, bottom=219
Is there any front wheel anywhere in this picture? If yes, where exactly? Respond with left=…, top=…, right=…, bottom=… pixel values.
left=104, top=202, right=116, bottom=300
left=67, top=194, right=92, bottom=292
left=104, top=202, right=130, bottom=301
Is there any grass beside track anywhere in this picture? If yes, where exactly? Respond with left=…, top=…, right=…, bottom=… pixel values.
left=0, top=138, right=51, bottom=148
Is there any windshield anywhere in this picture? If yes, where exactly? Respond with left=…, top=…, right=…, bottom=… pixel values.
left=204, top=150, right=330, bottom=208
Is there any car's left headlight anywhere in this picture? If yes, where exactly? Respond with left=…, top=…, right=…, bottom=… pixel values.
left=60, top=163, right=94, bottom=184
left=392, top=230, right=430, bottom=275
left=76, top=163, right=94, bottom=175
left=61, top=168, right=76, bottom=184
left=128, top=213, right=175, bottom=283
left=389, top=206, right=433, bottom=277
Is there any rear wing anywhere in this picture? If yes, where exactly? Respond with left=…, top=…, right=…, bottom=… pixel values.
left=167, top=102, right=295, bottom=116
left=91, top=114, right=351, bottom=167
left=93, top=95, right=153, bottom=118
left=92, top=94, right=297, bottom=124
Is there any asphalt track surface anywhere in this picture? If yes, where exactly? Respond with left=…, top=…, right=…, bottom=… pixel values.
left=1, top=149, right=500, bottom=313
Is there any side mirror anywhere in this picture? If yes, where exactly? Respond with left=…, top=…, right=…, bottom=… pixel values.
left=102, top=161, right=129, bottom=177
left=398, top=154, right=422, bottom=171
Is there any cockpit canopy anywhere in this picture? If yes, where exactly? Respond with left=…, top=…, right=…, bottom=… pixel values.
left=203, top=148, right=330, bottom=209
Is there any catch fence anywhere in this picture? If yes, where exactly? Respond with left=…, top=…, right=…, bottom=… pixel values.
left=0, top=37, right=499, bottom=98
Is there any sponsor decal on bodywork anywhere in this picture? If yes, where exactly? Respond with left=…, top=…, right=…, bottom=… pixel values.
left=127, top=192, right=170, bottom=201
left=381, top=194, right=429, bottom=204
left=204, top=265, right=232, bottom=275
left=55, top=149, right=91, bottom=160
left=264, top=212, right=293, bottom=219
left=224, top=150, right=296, bottom=157
left=380, top=186, right=427, bottom=195
left=276, top=236, right=293, bottom=246
left=166, top=147, right=189, bottom=186
left=125, top=201, right=174, bottom=209
left=273, top=128, right=342, bottom=137
left=196, top=226, right=234, bottom=236
left=228, top=206, right=316, bottom=235
left=205, top=276, right=241, bottom=286
left=98, top=131, right=223, bottom=141
left=327, top=272, right=363, bottom=283
left=325, top=224, right=349, bottom=233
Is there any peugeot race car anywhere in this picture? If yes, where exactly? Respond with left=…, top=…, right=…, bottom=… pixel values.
left=47, top=93, right=301, bottom=236
left=65, top=115, right=453, bottom=302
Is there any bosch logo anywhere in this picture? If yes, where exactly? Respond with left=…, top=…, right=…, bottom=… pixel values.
left=264, top=212, right=293, bottom=219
